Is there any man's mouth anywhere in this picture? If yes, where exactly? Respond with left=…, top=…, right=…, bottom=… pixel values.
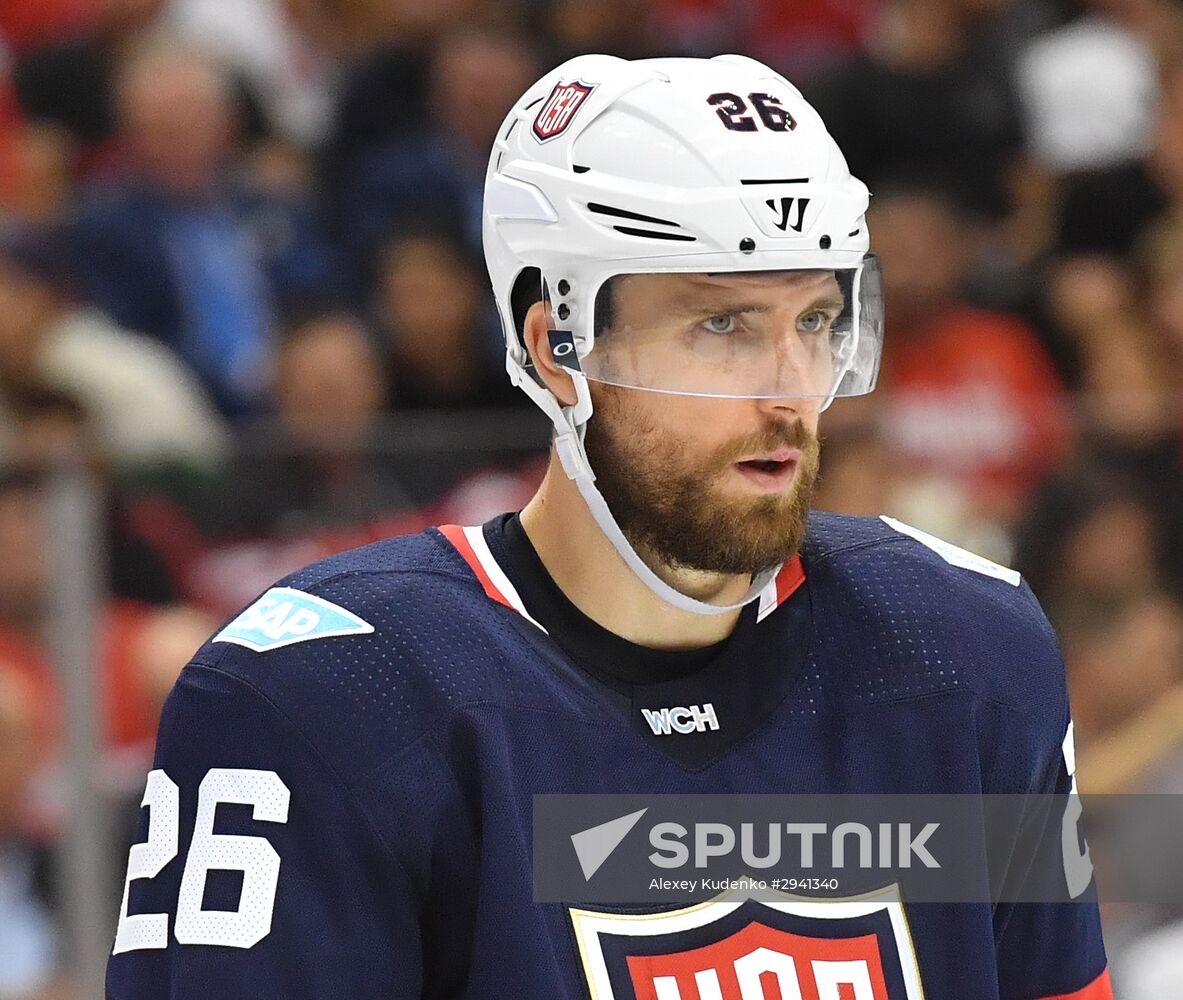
left=734, top=448, right=802, bottom=489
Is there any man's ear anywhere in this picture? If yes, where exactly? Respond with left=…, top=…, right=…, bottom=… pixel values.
left=522, top=300, right=579, bottom=407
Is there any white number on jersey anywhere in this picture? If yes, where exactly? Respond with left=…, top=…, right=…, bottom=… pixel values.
left=112, top=768, right=291, bottom=954
left=1060, top=722, right=1095, bottom=898
left=112, top=770, right=179, bottom=953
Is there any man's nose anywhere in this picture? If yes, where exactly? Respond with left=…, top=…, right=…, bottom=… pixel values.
left=753, top=387, right=823, bottom=423
left=751, top=327, right=827, bottom=415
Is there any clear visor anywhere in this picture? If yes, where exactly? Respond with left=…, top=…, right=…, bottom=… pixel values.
left=561, top=253, right=883, bottom=400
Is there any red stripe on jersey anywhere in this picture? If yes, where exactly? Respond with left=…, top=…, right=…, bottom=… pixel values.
left=1038, top=968, right=1113, bottom=1000
left=776, top=555, right=806, bottom=606
left=437, top=524, right=514, bottom=612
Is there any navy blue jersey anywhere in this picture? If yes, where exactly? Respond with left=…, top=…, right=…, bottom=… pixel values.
left=107, top=512, right=1111, bottom=1000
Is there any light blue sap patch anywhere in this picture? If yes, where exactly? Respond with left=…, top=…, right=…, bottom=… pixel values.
left=213, top=587, right=375, bottom=652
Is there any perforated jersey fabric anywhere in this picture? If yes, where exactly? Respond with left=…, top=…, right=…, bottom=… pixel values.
left=107, top=511, right=1110, bottom=1000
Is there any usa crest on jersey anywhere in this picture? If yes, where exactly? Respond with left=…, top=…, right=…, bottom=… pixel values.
left=533, top=80, right=595, bottom=141
left=570, top=884, right=925, bottom=1000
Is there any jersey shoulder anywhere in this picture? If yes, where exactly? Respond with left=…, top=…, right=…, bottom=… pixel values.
left=801, top=511, right=1065, bottom=721
left=179, top=525, right=544, bottom=776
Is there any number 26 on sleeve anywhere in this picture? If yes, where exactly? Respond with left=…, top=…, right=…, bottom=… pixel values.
left=112, top=768, right=291, bottom=953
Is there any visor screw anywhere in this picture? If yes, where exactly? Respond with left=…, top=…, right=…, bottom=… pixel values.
left=820, top=234, right=832, bottom=250
left=557, top=303, right=570, bottom=321
left=740, top=237, right=756, bottom=254
left=557, top=279, right=571, bottom=296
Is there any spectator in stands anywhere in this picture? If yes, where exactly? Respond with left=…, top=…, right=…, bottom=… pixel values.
left=1063, top=592, right=1183, bottom=774
left=1056, top=53, right=1183, bottom=258
left=0, top=225, right=229, bottom=469
left=0, top=122, right=73, bottom=225
left=1059, top=496, right=1170, bottom=641
left=217, top=307, right=412, bottom=537
left=1077, top=297, right=1179, bottom=473
left=123, top=604, right=217, bottom=733
left=1049, top=257, right=1179, bottom=451
left=0, top=471, right=212, bottom=793
left=9, top=0, right=165, bottom=159
left=273, top=308, right=386, bottom=452
left=325, top=0, right=484, bottom=169
left=1012, top=467, right=1183, bottom=942
left=1043, top=253, right=1182, bottom=574
left=0, top=383, right=196, bottom=608
left=655, top=0, right=881, bottom=81
left=163, top=0, right=341, bottom=149
left=100, top=600, right=217, bottom=770
left=71, top=44, right=339, bottom=416
left=870, top=184, right=1071, bottom=526
left=809, top=0, right=1025, bottom=222
left=1016, top=466, right=1173, bottom=625
left=0, top=471, right=212, bottom=771
left=337, top=28, right=540, bottom=281
left=375, top=230, right=522, bottom=410
left=1016, top=0, right=1167, bottom=176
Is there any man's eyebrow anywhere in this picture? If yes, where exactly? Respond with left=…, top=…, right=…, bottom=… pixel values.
left=673, top=294, right=846, bottom=316
left=670, top=296, right=771, bottom=316
left=808, top=296, right=847, bottom=314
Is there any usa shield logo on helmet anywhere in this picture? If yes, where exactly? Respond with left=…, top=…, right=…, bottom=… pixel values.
left=533, top=80, right=596, bottom=142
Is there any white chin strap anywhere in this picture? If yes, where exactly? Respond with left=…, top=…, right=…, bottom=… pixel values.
left=513, top=354, right=780, bottom=616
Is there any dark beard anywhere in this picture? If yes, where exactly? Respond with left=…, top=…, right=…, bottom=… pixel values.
left=583, top=385, right=820, bottom=575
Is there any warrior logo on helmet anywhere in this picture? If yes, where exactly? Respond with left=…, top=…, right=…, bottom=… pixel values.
left=533, top=80, right=596, bottom=142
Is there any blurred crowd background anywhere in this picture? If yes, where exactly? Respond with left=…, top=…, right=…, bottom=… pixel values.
left=0, top=0, right=1181, bottom=995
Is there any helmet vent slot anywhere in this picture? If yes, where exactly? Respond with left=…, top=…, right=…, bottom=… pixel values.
left=612, top=226, right=696, bottom=242
left=587, top=202, right=683, bottom=228
left=740, top=177, right=809, bottom=185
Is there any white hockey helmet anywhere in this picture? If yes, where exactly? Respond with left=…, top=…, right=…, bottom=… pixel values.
left=482, top=53, right=879, bottom=615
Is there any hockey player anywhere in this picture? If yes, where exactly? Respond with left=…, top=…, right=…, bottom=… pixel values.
left=107, top=55, right=1112, bottom=999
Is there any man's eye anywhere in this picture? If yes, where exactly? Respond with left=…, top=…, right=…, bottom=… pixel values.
left=703, top=314, right=736, bottom=334
left=798, top=310, right=830, bottom=334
